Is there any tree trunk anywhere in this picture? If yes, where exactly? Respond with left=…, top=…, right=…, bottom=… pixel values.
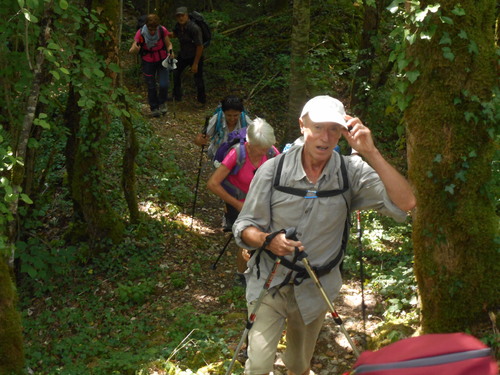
left=349, top=0, right=384, bottom=116
left=286, top=0, right=310, bottom=142
left=0, top=258, right=24, bottom=374
left=70, top=107, right=125, bottom=248
left=96, top=0, right=140, bottom=224
left=63, top=84, right=85, bottom=221
left=405, top=0, right=498, bottom=332
left=121, top=99, right=140, bottom=224
left=7, top=10, right=53, bottom=266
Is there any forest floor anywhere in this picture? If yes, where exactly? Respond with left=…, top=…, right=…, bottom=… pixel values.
left=124, top=66, right=385, bottom=374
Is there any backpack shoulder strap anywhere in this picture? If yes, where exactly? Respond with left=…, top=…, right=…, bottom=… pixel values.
left=240, top=112, right=248, bottom=128
left=230, top=141, right=246, bottom=175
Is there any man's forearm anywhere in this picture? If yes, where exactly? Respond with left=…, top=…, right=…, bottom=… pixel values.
left=363, top=148, right=416, bottom=212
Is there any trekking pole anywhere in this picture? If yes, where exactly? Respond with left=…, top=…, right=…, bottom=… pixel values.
left=357, top=210, right=367, bottom=346
left=302, top=254, right=360, bottom=357
left=287, top=229, right=361, bottom=358
left=190, top=116, right=210, bottom=230
left=225, top=228, right=295, bottom=375
left=169, top=49, right=176, bottom=119
left=211, top=233, right=233, bottom=270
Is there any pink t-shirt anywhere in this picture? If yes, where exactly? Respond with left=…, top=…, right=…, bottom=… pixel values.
left=134, top=26, right=169, bottom=63
left=222, top=143, right=280, bottom=201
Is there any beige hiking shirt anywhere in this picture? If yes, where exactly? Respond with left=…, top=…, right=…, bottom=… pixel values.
left=233, top=145, right=408, bottom=324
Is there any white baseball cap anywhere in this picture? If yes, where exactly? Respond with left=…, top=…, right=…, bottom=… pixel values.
left=300, top=95, right=348, bottom=128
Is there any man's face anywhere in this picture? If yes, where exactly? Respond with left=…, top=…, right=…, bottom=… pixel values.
left=300, top=114, right=343, bottom=164
left=176, top=13, right=189, bottom=25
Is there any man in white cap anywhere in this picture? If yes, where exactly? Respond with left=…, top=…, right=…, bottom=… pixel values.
left=232, top=95, right=416, bottom=375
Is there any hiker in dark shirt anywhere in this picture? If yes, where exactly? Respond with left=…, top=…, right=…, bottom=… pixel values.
left=129, top=14, right=173, bottom=117
left=171, top=6, right=206, bottom=106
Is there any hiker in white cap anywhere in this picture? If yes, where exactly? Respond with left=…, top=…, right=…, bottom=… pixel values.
left=232, top=95, right=416, bottom=375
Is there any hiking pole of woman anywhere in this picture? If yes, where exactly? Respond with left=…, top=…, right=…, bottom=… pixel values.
left=168, top=49, right=176, bottom=118
left=211, top=233, right=233, bottom=270
left=224, top=228, right=295, bottom=375
left=190, top=116, right=210, bottom=230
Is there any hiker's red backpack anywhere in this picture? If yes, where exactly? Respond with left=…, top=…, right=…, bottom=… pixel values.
left=343, top=332, right=498, bottom=375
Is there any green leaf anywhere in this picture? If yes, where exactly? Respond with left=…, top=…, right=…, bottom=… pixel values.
left=50, top=70, right=60, bottom=80
left=420, top=28, right=435, bottom=40
left=108, top=63, right=121, bottom=73
left=387, top=0, right=404, bottom=13
left=442, top=47, right=455, bottom=61
left=464, top=112, right=478, bottom=123
left=458, top=30, right=468, bottom=39
left=83, top=67, right=92, bottom=78
left=468, top=40, right=478, bottom=55
left=406, top=71, right=420, bottom=83
left=22, top=9, right=39, bottom=23
left=406, top=33, right=416, bottom=45
left=426, top=171, right=433, bottom=178
left=427, top=4, right=440, bottom=13
left=60, top=67, right=70, bottom=75
left=397, top=57, right=409, bottom=71
left=440, top=16, right=454, bottom=25
left=20, top=193, right=33, bottom=204
left=433, top=154, right=442, bottom=163
left=415, top=9, right=428, bottom=23
left=47, top=42, right=60, bottom=50
left=23, top=263, right=38, bottom=279
left=439, top=32, right=452, bottom=45
left=93, top=68, right=105, bottom=78
left=451, top=6, right=466, bottom=16
left=59, top=0, right=69, bottom=9
left=444, top=184, right=455, bottom=194
left=455, top=170, right=466, bottom=182
left=17, top=0, right=25, bottom=8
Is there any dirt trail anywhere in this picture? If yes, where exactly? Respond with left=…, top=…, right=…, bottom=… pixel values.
left=126, top=66, right=379, bottom=373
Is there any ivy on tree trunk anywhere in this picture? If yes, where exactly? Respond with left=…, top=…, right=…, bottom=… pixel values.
left=405, top=0, right=498, bottom=332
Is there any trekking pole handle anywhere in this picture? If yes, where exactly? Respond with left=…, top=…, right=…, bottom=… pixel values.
left=202, top=115, right=210, bottom=135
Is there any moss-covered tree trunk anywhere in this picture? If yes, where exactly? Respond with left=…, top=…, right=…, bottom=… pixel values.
left=405, top=0, right=498, bottom=332
left=71, top=107, right=125, bottom=248
left=96, top=0, right=140, bottom=224
left=0, top=258, right=24, bottom=374
left=286, top=0, right=310, bottom=142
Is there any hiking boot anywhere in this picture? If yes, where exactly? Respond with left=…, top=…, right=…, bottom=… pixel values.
left=159, top=103, right=168, bottom=114
left=151, top=108, right=161, bottom=117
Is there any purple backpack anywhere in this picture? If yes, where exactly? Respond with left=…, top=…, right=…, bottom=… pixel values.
left=213, top=128, right=248, bottom=174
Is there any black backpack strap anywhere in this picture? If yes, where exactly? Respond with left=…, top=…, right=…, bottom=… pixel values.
left=274, top=153, right=349, bottom=198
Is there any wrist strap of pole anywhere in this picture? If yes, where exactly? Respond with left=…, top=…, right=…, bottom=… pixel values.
left=255, top=228, right=286, bottom=279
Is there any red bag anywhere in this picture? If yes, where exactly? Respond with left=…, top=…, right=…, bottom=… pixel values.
left=344, top=332, right=498, bottom=375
